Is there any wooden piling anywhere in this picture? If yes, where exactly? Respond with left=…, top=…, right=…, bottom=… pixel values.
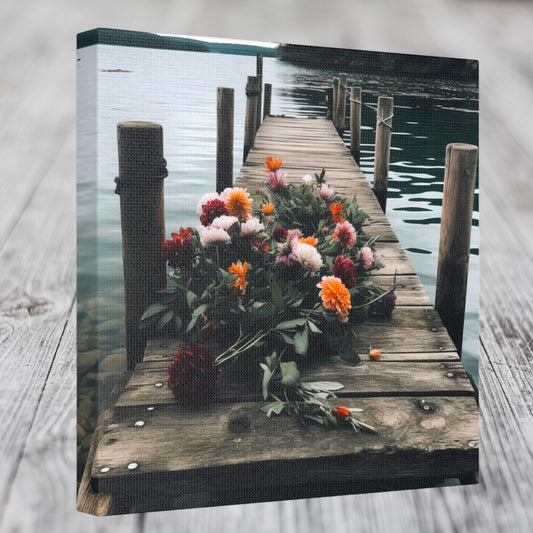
left=263, top=83, right=272, bottom=119
left=350, top=87, right=362, bottom=164
left=115, top=121, right=167, bottom=370
left=336, top=74, right=347, bottom=135
left=435, top=143, right=478, bottom=355
left=256, top=53, right=263, bottom=131
left=325, top=86, right=333, bottom=119
left=373, top=96, right=394, bottom=212
left=243, top=76, right=261, bottom=162
left=332, top=78, right=339, bottom=126
left=216, top=87, right=234, bottom=193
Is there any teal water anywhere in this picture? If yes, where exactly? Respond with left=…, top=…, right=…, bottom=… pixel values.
left=77, top=44, right=478, bottom=385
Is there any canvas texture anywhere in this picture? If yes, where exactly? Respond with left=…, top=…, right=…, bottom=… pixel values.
left=76, top=28, right=479, bottom=515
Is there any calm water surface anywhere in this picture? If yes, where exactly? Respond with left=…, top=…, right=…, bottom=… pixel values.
left=77, top=45, right=478, bottom=383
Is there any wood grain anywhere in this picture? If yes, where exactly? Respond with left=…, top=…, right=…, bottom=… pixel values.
left=2, top=0, right=533, bottom=531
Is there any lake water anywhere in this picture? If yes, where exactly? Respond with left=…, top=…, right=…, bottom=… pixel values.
left=76, top=44, right=478, bottom=386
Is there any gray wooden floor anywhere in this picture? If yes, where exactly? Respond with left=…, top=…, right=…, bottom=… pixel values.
left=1, top=0, right=532, bottom=531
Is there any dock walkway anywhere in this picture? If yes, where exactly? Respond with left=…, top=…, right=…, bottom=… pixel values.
left=81, top=115, right=478, bottom=515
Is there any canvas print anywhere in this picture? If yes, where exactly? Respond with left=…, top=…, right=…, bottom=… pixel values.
left=76, top=28, right=479, bottom=515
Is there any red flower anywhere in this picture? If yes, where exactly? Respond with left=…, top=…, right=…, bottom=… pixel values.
left=167, top=344, right=220, bottom=407
left=200, top=199, right=229, bottom=226
left=332, top=406, right=351, bottom=420
left=273, top=227, right=289, bottom=242
left=332, top=256, right=356, bottom=289
left=163, top=227, right=194, bottom=269
left=382, top=291, right=397, bottom=319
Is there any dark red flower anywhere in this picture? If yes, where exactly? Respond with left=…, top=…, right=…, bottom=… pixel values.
left=200, top=199, right=229, bottom=226
left=273, top=226, right=289, bottom=242
left=382, top=291, right=397, bottom=319
left=163, top=227, right=194, bottom=269
left=167, top=344, right=220, bottom=407
left=332, top=255, right=356, bottom=289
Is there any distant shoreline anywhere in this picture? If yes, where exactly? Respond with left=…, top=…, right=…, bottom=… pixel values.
left=77, top=28, right=279, bottom=58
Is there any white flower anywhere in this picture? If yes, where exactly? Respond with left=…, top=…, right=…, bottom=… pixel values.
left=319, top=183, right=334, bottom=200
left=302, top=174, right=315, bottom=185
left=240, top=217, right=265, bottom=236
left=197, top=192, right=221, bottom=214
left=211, top=215, right=239, bottom=230
left=295, top=242, right=323, bottom=270
left=198, top=226, right=231, bottom=247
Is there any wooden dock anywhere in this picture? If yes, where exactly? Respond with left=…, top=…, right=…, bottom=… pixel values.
left=81, top=116, right=478, bottom=515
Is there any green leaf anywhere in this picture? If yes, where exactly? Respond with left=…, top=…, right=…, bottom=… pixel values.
left=275, top=318, right=307, bottom=330
left=186, top=290, right=197, bottom=308
left=140, top=302, right=167, bottom=321
left=307, top=320, right=322, bottom=334
left=270, top=281, right=283, bottom=309
left=301, top=381, right=345, bottom=392
left=157, top=310, right=174, bottom=330
left=260, top=401, right=286, bottom=417
left=260, top=363, right=273, bottom=400
left=293, top=327, right=309, bottom=355
left=250, top=302, right=277, bottom=318
left=191, top=303, right=209, bottom=318
left=280, top=361, right=301, bottom=388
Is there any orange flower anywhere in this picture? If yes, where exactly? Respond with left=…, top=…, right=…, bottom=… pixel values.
left=262, top=202, right=275, bottom=215
left=298, top=236, right=318, bottom=247
left=262, top=243, right=270, bottom=252
left=229, top=261, right=248, bottom=295
left=225, top=187, right=252, bottom=218
left=265, top=156, right=283, bottom=171
left=369, top=348, right=382, bottom=360
left=317, top=276, right=351, bottom=318
left=329, top=202, right=344, bottom=223
left=332, top=406, right=351, bottom=420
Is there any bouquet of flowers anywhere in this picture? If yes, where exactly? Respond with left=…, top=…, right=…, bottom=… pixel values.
left=141, top=157, right=396, bottom=432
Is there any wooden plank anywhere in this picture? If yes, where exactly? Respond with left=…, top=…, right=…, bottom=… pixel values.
left=115, top=357, right=469, bottom=409
left=91, top=396, right=478, bottom=504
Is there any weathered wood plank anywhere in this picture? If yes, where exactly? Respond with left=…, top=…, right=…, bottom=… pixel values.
left=116, top=357, right=469, bottom=409
left=91, top=396, right=478, bottom=506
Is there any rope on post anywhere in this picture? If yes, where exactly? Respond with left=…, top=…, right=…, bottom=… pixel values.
left=373, top=96, right=394, bottom=213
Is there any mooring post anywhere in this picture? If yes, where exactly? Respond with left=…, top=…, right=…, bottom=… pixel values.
left=373, top=96, right=394, bottom=212
left=216, top=87, right=234, bottom=193
left=115, top=121, right=167, bottom=370
left=256, top=53, right=263, bottom=131
left=350, top=87, right=362, bottom=164
left=263, top=83, right=272, bottom=119
left=435, top=143, right=478, bottom=355
left=332, top=78, right=339, bottom=127
left=336, top=73, right=348, bottom=135
left=243, top=75, right=261, bottom=162
left=325, top=86, right=333, bottom=119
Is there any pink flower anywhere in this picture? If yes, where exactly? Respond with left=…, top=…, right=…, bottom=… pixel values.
left=318, top=183, right=334, bottom=200
left=332, top=221, right=357, bottom=248
left=287, top=229, right=302, bottom=241
left=276, top=239, right=298, bottom=266
left=360, top=246, right=374, bottom=268
left=267, top=169, right=287, bottom=191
